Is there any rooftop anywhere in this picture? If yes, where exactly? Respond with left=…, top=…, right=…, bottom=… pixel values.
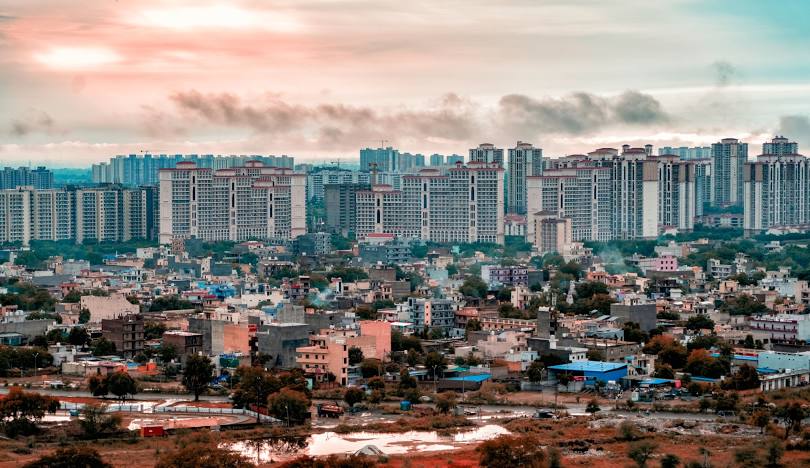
left=548, top=360, right=627, bottom=373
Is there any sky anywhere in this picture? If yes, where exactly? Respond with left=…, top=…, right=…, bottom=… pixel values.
left=2, top=0, right=810, bottom=167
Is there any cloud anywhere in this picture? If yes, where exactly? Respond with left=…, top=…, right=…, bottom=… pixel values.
left=9, top=110, right=55, bottom=136
left=496, top=90, right=668, bottom=136
left=712, top=60, right=737, bottom=87
left=169, top=90, right=480, bottom=149
left=778, top=115, right=810, bottom=150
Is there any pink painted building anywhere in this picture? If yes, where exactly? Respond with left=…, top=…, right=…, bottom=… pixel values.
left=359, top=320, right=392, bottom=361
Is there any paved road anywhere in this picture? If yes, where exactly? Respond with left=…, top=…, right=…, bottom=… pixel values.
left=0, top=386, right=231, bottom=402
left=5, top=389, right=727, bottom=423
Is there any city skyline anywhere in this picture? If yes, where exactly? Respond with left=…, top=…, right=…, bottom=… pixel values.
left=2, top=0, right=810, bottom=166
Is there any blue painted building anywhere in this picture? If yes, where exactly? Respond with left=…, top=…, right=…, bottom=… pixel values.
left=547, top=361, right=628, bottom=383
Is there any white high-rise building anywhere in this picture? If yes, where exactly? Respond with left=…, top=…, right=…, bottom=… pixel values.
left=158, top=161, right=306, bottom=244
left=693, top=159, right=712, bottom=217
left=587, top=147, right=659, bottom=239
left=744, top=154, right=810, bottom=233
left=355, top=162, right=505, bottom=244
left=712, top=138, right=748, bottom=208
left=526, top=165, right=612, bottom=242
left=658, top=146, right=712, bottom=160
left=762, top=136, right=798, bottom=156
left=655, top=155, right=696, bottom=232
left=469, top=143, right=504, bottom=165
left=507, top=141, right=542, bottom=215
left=0, top=186, right=150, bottom=245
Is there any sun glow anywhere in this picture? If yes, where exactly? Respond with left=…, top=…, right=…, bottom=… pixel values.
left=137, top=5, right=300, bottom=32
left=34, top=47, right=121, bottom=69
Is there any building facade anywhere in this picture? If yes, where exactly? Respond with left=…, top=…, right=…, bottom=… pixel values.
left=655, top=155, right=696, bottom=232
left=0, top=186, right=153, bottom=245
left=355, top=162, right=505, bottom=244
left=92, top=154, right=294, bottom=185
left=712, top=138, right=748, bottom=208
left=0, top=166, right=53, bottom=190
left=360, top=147, right=399, bottom=172
left=763, top=136, right=798, bottom=156
left=526, top=164, right=612, bottom=242
left=158, top=161, right=306, bottom=244
left=507, top=141, right=543, bottom=214
left=469, top=143, right=504, bottom=165
left=744, top=154, right=810, bottom=233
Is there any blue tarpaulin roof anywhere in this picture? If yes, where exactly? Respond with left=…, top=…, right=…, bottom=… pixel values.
left=640, top=378, right=674, bottom=386
left=548, top=361, right=626, bottom=373
left=446, top=373, right=491, bottom=383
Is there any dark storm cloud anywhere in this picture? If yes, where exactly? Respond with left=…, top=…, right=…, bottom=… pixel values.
left=170, top=90, right=480, bottom=145
left=168, top=89, right=667, bottom=148
left=497, top=90, right=668, bottom=135
left=778, top=115, right=810, bottom=148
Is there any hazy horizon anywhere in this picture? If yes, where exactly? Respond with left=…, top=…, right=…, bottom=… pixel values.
left=3, top=0, right=810, bottom=167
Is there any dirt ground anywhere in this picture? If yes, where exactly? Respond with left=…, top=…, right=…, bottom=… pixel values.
left=4, top=414, right=810, bottom=468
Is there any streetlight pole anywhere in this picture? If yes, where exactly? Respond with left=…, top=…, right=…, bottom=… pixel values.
left=255, top=376, right=261, bottom=424
left=33, top=352, right=39, bottom=378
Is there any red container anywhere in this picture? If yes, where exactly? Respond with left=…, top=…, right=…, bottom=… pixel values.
left=140, top=425, right=165, bottom=437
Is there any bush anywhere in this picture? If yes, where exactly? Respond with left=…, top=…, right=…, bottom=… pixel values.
left=617, top=421, right=642, bottom=441
left=477, top=434, right=547, bottom=468
left=23, top=446, right=112, bottom=468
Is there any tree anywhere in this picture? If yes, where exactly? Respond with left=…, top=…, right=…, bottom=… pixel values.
left=653, top=364, right=676, bottom=379
left=575, top=281, right=609, bottom=299
left=459, top=275, right=488, bottom=298
left=686, top=315, right=715, bottom=331
left=435, top=392, right=457, bottom=414
left=149, top=295, right=195, bottom=312
left=92, top=337, right=116, bottom=356
left=719, top=294, right=768, bottom=316
left=267, top=388, right=311, bottom=425
left=183, top=354, right=215, bottom=401
left=88, top=374, right=109, bottom=398
left=68, top=327, right=90, bottom=346
left=721, top=364, right=760, bottom=390
left=750, top=408, right=771, bottom=434
left=397, top=369, right=418, bottom=395
left=586, top=349, right=604, bottom=361
left=465, top=318, right=482, bottom=333
left=46, top=328, right=64, bottom=343
left=764, top=437, right=784, bottom=468
left=160, top=344, right=178, bottom=364
left=144, top=321, right=167, bottom=340
left=23, top=446, right=112, bottom=468
left=660, top=454, right=681, bottom=468
left=0, top=387, right=59, bottom=424
left=586, top=398, right=600, bottom=415
left=344, top=387, right=364, bottom=407
left=775, top=401, right=806, bottom=438
left=359, top=358, right=381, bottom=378
left=78, top=308, right=91, bottom=324
left=77, top=404, right=121, bottom=439
left=348, top=347, right=364, bottom=366
left=733, top=447, right=759, bottom=468
left=477, top=434, right=546, bottom=468
left=63, top=290, right=82, bottom=303
left=526, top=360, right=544, bottom=383
left=231, top=366, right=282, bottom=409
left=106, top=371, right=137, bottom=401
left=556, top=372, right=573, bottom=388
left=622, top=322, right=648, bottom=343
left=424, top=351, right=446, bottom=378
left=628, top=441, right=657, bottom=468
left=155, top=439, right=252, bottom=468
